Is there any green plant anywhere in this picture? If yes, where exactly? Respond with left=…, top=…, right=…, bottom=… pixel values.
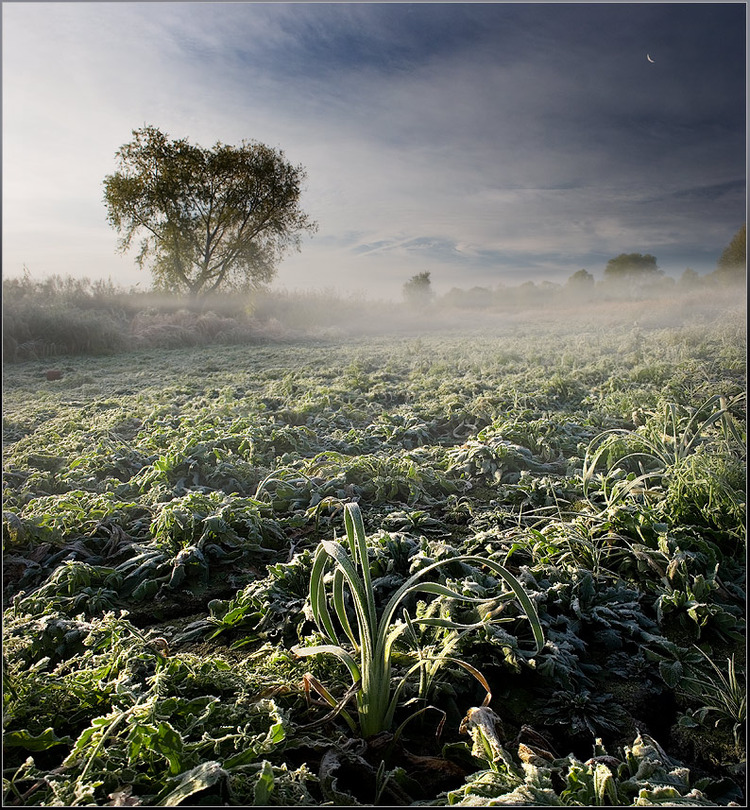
left=3, top=308, right=745, bottom=804
left=680, top=646, right=746, bottom=746
left=582, top=393, right=745, bottom=514
left=444, top=729, right=738, bottom=806
left=536, top=687, right=628, bottom=738
left=292, top=502, right=544, bottom=738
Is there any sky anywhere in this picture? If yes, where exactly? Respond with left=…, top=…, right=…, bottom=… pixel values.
left=2, top=1, right=747, bottom=298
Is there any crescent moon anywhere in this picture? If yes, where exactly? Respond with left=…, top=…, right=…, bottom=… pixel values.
left=647, top=54, right=655, bottom=63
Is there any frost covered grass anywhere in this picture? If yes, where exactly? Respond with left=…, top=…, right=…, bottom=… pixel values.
left=2, top=313, right=745, bottom=805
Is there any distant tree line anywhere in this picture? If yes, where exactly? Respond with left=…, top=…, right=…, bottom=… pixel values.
left=408, top=227, right=746, bottom=308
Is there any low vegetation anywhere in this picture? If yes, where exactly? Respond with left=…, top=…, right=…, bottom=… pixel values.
left=2, top=271, right=744, bottom=361
left=2, top=296, right=746, bottom=805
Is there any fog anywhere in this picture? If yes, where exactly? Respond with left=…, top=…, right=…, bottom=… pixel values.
left=252, top=282, right=745, bottom=339
left=4, top=268, right=745, bottom=365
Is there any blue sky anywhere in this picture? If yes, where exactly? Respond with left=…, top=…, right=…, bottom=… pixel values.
left=2, top=1, right=746, bottom=297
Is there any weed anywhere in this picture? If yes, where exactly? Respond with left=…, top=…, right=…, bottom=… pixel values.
left=680, top=646, right=746, bottom=746
left=293, top=502, right=544, bottom=737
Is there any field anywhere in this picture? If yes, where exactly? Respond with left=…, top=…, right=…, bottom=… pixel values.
left=2, top=301, right=746, bottom=806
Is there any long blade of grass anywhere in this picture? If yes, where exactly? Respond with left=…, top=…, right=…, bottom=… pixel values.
left=401, top=609, right=428, bottom=698
left=320, top=538, right=374, bottom=660
left=300, top=673, right=358, bottom=733
left=378, top=555, right=544, bottom=662
left=671, top=396, right=722, bottom=457
left=583, top=430, right=629, bottom=473
left=383, top=657, right=434, bottom=731
left=377, top=558, right=474, bottom=661
left=412, top=616, right=512, bottom=631
left=344, top=503, right=379, bottom=639
left=390, top=705, right=446, bottom=749
left=412, top=581, right=516, bottom=603
left=461, top=556, right=545, bottom=653
left=443, top=656, right=493, bottom=706
left=292, top=643, right=361, bottom=682
left=309, top=544, right=339, bottom=645
left=682, top=409, right=728, bottom=457
left=333, top=568, right=360, bottom=652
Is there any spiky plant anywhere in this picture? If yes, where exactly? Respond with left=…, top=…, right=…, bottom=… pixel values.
left=292, top=502, right=544, bottom=738
left=582, top=393, right=745, bottom=513
left=682, top=646, right=746, bottom=746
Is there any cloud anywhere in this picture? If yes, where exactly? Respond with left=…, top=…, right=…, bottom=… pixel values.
left=2, top=2, right=745, bottom=297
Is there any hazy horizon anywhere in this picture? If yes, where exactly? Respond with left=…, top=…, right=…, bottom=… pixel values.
left=2, top=1, right=746, bottom=299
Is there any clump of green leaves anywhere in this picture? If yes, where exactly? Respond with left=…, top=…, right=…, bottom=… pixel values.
left=3, top=611, right=319, bottom=806
left=679, top=646, right=746, bottom=746
left=582, top=393, right=745, bottom=516
left=293, top=502, right=544, bottom=738
left=444, top=727, right=740, bottom=806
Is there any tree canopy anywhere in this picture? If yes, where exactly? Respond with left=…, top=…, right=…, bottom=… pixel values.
left=715, top=224, right=746, bottom=282
left=402, top=271, right=434, bottom=307
left=680, top=267, right=701, bottom=286
left=103, top=126, right=317, bottom=297
left=603, top=253, right=662, bottom=281
left=566, top=268, right=594, bottom=288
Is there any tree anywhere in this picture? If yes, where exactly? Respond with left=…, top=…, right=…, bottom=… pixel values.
left=715, top=224, right=746, bottom=283
left=103, top=125, right=317, bottom=297
left=402, top=271, right=434, bottom=307
left=680, top=267, right=701, bottom=287
left=566, top=268, right=594, bottom=288
left=603, top=253, right=662, bottom=282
